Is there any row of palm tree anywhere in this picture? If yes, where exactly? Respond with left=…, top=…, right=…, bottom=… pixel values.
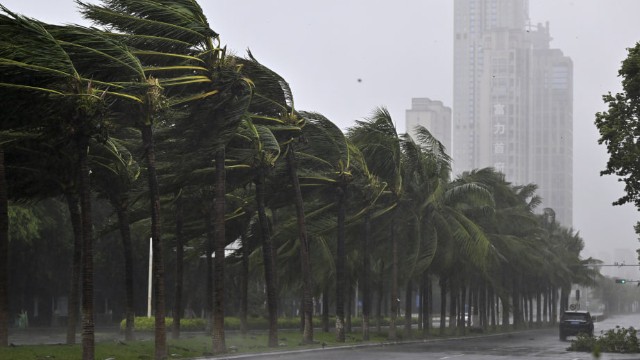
left=0, top=1, right=598, bottom=359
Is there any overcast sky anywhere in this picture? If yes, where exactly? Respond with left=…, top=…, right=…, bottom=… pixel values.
left=3, top=0, right=640, bottom=271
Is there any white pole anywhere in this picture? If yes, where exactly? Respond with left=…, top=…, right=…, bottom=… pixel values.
left=147, top=238, right=153, bottom=318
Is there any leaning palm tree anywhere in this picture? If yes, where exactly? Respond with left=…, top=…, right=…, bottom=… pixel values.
left=90, top=134, right=141, bottom=341
left=0, top=8, right=149, bottom=357
left=80, top=0, right=252, bottom=355
left=236, top=52, right=316, bottom=343
left=231, top=119, right=282, bottom=347
left=348, top=107, right=404, bottom=340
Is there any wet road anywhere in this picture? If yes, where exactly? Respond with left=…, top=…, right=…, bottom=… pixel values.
left=225, top=314, right=640, bottom=360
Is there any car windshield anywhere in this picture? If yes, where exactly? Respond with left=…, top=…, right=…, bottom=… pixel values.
left=564, top=313, right=589, bottom=321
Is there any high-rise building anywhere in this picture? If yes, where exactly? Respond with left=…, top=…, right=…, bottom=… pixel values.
left=453, top=0, right=573, bottom=225
left=405, top=98, right=452, bottom=153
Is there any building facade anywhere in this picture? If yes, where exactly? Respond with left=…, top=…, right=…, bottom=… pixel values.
left=453, top=0, right=573, bottom=225
left=405, top=98, right=452, bottom=153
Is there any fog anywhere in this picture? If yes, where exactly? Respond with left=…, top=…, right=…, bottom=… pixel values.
left=3, top=0, right=640, bottom=275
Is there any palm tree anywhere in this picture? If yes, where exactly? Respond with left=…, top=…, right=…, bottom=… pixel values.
left=294, top=111, right=354, bottom=342
left=236, top=53, right=315, bottom=343
left=229, top=119, right=281, bottom=347
left=0, top=9, right=149, bottom=356
left=90, top=135, right=141, bottom=341
left=80, top=0, right=252, bottom=355
left=348, top=107, right=403, bottom=340
left=396, top=126, right=452, bottom=334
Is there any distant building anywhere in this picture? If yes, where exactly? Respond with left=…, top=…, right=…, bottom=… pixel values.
left=453, top=0, right=573, bottom=225
left=405, top=98, right=452, bottom=153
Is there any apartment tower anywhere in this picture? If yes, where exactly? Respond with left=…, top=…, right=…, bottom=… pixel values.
left=453, top=0, right=573, bottom=225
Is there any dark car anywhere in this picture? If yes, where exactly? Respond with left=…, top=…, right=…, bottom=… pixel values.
left=559, top=310, right=594, bottom=340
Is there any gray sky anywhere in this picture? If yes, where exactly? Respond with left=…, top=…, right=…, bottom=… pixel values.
left=3, top=0, right=640, bottom=268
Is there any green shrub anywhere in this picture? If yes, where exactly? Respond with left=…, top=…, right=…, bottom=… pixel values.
left=120, top=317, right=206, bottom=331
left=120, top=315, right=397, bottom=332
left=568, top=326, right=640, bottom=353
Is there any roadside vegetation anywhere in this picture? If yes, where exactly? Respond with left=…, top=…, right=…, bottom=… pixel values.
left=569, top=326, right=640, bottom=354
left=1, top=319, right=548, bottom=360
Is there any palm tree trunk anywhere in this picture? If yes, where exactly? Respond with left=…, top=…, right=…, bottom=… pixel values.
left=172, top=192, right=184, bottom=340
left=255, top=166, right=278, bottom=347
left=460, top=286, right=467, bottom=334
left=322, top=285, right=329, bottom=333
left=335, top=184, right=346, bottom=342
left=389, top=217, right=398, bottom=341
left=212, top=148, right=227, bottom=354
left=361, top=212, right=371, bottom=341
left=543, top=286, right=549, bottom=323
left=78, top=138, right=95, bottom=360
left=404, top=280, right=412, bottom=335
left=535, top=290, right=541, bottom=326
left=141, top=124, right=167, bottom=360
left=115, top=199, right=135, bottom=342
left=376, top=273, right=384, bottom=333
left=204, top=203, right=213, bottom=331
left=65, top=192, right=81, bottom=345
left=346, top=275, right=352, bottom=334
left=487, top=285, right=498, bottom=330
left=240, top=234, right=249, bottom=335
left=0, top=149, right=8, bottom=347
left=204, top=202, right=214, bottom=336
left=439, top=277, right=446, bottom=334
left=418, top=280, right=423, bottom=332
left=286, top=148, right=313, bottom=344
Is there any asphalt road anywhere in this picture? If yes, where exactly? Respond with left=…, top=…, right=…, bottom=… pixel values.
left=215, top=313, right=640, bottom=360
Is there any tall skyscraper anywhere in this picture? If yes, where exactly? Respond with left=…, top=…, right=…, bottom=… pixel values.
left=405, top=98, right=452, bottom=153
left=453, top=0, right=573, bottom=225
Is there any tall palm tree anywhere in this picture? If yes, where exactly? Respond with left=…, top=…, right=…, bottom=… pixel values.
left=348, top=107, right=403, bottom=340
left=229, top=119, right=281, bottom=347
left=0, top=9, right=148, bottom=357
left=294, top=111, right=354, bottom=342
left=236, top=53, right=315, bottom=343
left=80, top=0, right=252, bottom=355
left=90, top=135, right=141, bottom=341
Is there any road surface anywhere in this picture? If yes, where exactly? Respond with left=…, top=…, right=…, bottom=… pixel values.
left=219, top=313, right=640, bottom=360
